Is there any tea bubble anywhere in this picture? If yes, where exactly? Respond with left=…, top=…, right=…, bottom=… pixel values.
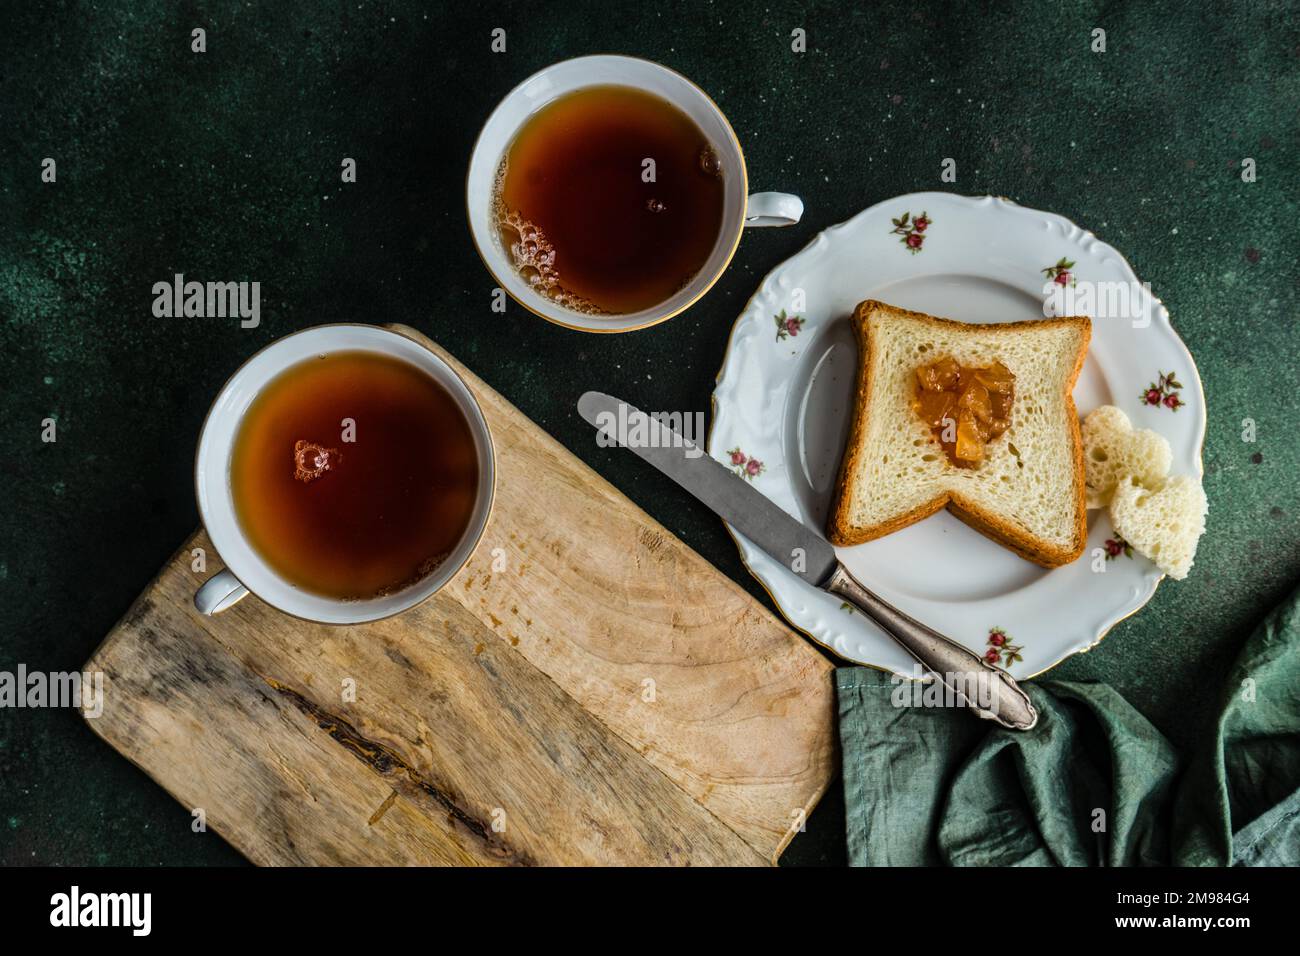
left=294, top=440, right=341, bottom=484
left=698, top=146, right=721, bottom=178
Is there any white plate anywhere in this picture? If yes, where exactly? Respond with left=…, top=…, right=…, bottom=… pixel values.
left=709, top=192, right=1205, bottom=677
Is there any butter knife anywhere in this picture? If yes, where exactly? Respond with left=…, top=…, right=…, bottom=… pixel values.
left=578, top=391, right=1037, bottom=731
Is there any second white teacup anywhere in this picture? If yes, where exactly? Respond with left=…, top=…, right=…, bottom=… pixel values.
left=466, top=54, right=803, bottom=333
left=193, top=325, right=495, bottom=625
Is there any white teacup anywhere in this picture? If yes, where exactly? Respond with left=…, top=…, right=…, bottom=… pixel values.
left=467, top=54, right=803, bottom=333
left=193, top=325, right=495, bottom=624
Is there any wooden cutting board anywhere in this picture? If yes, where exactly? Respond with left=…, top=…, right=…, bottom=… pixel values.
left=83, top=325, right=836, bottom=866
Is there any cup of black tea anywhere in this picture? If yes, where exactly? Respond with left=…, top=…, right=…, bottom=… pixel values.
left=467, top=55, right=804, bottom=332
left=193, top=325, right=494, bottom=624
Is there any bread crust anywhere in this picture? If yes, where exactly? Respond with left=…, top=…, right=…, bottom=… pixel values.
left=826, top=300, right=1091, bottom=568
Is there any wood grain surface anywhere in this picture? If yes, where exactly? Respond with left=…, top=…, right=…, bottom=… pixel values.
left=83, top=325, right=837, bottom=866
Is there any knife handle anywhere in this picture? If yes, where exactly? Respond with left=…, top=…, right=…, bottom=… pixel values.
left=825, top=564, right=1038, bottom=730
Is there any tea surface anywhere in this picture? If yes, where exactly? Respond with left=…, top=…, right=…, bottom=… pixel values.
left=230, top=351, right=478, bottom=599
left=494, top=85, right=726, bottom=315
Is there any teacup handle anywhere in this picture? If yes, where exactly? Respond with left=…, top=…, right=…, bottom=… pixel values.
left=744, top=192, right=803, bottom=228
left=195, top=568, right=250, bottom=615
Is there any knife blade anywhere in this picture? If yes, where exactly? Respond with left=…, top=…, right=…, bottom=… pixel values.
left=577, top=390, right=1038, bottom=731
left=577, top=390, right=837, bottom=588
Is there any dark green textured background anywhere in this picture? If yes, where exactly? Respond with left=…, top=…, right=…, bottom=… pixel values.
left=1, top=1, right=1296, bottom=866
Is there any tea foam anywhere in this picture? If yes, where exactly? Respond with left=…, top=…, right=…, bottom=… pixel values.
left=492, top=159, right=605, bottom=315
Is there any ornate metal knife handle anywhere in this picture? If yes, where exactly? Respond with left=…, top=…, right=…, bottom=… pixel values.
left=826, top=564, right=1038, bottom=730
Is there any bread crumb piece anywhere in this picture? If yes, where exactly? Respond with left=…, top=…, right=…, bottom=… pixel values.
left=1110, top=475, right=1207, bottom=580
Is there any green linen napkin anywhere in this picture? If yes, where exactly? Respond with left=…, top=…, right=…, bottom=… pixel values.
left=836, top=585, right=1300, bottom=866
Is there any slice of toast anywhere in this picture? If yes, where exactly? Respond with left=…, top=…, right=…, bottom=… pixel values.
left=827, top=300, right=1091, bottom=567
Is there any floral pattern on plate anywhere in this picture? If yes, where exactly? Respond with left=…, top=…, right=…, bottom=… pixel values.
left=984, top=627, right=1024, bottom=667
left=725, top=448, right=765, bottom=480
left=889, top=211, right=931, bottom=253
left=773, top=309, right=806, bottom=341
left=1042, top=256, right=1077, bottom=287
left=1104, top=535, right=1134, bottom=560
left=1141, top=371, right=1185, bottom=411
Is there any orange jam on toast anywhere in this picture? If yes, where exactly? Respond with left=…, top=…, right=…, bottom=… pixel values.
left=912, top=358, right=1015, bottom=467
